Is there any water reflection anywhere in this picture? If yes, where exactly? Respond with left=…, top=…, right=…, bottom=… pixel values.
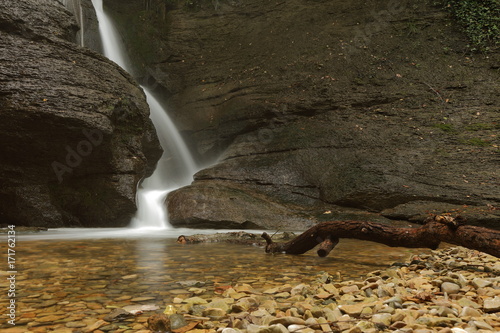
left=0, top=234, right=429, bottom=329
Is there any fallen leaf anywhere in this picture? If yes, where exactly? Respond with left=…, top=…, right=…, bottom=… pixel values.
left=214, top=285, right=232, bottom=294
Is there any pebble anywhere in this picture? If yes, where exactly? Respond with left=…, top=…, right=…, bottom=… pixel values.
left=269, top=316, right=305, bottom=327
left=483, top=296, right=500, bottom=312
left=170, top=313, right=188, bottom=329
left=440, top=282, right=461, bottom=294
left=459, top=306, right=482, bottom=318
left=471, top=278, right=492, bottom=289
left=372, top=312, right=392, bottom=326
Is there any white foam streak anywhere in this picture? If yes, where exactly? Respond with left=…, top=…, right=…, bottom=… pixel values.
left=91, top=0, right=197, bottom=229
left=91, top=0, right=129, bottom=71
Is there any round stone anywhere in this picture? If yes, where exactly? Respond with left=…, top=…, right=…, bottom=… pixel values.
left=440, top=282, right=461, bottom=294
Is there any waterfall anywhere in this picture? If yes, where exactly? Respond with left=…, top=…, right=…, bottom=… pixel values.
left=91, top=0, right=129, bottom=70
left=79, top=1, right=84, bottom=47
left=60, top=0, right=85, bottom=47
left=91, top=0, right=197, bottom=229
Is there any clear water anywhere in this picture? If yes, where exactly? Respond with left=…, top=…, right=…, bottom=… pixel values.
left=0, top=230, right=427, bottom=329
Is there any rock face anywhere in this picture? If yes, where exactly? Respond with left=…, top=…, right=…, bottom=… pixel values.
left=62, top=0, right=103, bottom=52
left=0, top=0, right=161, bottom=227
left=100, top=0, right=500, bottom=229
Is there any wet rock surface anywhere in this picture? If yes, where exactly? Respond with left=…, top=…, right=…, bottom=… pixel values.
left=2, top=238, right=498, bottom=332
left=107, top=0, right=499, bottom=229
left=0, top=0, right=161, bottom=227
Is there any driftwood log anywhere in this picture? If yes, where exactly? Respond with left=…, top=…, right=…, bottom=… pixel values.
left=262, top=215, right=500, bottom=258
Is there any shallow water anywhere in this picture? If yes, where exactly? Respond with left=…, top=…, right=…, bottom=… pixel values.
left=0, top=229, right=428, bottom=329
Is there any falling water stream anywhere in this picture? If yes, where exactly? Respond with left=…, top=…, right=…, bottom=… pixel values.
left=91, top=0, right=197, bottom=229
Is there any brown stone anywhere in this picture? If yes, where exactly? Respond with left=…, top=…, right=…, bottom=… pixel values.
left=147, top=313, right=171, bottom=331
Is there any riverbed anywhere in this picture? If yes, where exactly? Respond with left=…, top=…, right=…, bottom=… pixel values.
left=0, top=229, right=429, bottom=330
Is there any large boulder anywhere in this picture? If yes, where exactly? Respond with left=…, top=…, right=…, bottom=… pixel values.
left=100, top=0, right=500, bottom=229
left=0, top=0, right=161, bottom=227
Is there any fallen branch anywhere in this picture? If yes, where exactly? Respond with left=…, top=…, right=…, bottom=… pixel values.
left=262, top=215, right=500, bottom=258
left=178, top=231, right=296, bottom=245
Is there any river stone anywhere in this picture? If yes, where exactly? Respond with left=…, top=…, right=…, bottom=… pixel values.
left=415, top=317, right=461, bottom=327
left=66, top=322, right=87, bottom=328
left=183, top=297, right=208, bottom=305
left=291, top=284, right=309, bottom=296
left=269, top=316, right=305, bottom=327
left=207, top=299, right=230, bottom=312
left=457, top=298, right=481, bottom=309
left=303, top=317, right=317, bottom=326
left=170, top=314, right=187, bottom=329
left=249, top=324, right=289, bottom=333
left=222, top=329, right=243, bottom=333
left=440, top=282, right=461, bottom=294
left=371, top=313, right=392, bottom=326
left=471, top=278, right=492, bottom=289
left=203, top=307, right=227, bottom=320
left=251, top=309, right=271, bottom=317
left=346, top=327, right=362, bottom=333
left=335, top=315, right=353, bottom=331
left=459, top=306, right=482, bottom=318
left=323, top=307, right=342, bottom=322
left=103, top=308, right=132, bottom=322
left=457, top=274, right=468, bottom=288
left=355, top=320, right=375, bottom=331
left=389, top=321, right=406, bottom=329
left=190, top=305, right=207, bottom=316
left=483, top=296, right=500, bottom=313
left=84, top=319, right=108, bottom=332
left=178, top=280, right=206, bottom=288
left=341, top=285, right=359, bottom=294
left=338, top=304, right=367, bottom=316
left=472, top=320, right=494, bottom=330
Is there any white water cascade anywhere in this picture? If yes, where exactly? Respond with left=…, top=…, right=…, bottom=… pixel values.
left=91, top=0, right=197, bottom=229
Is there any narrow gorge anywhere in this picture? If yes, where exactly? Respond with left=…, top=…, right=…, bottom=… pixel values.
left=1, top=0, right=498, bottom=229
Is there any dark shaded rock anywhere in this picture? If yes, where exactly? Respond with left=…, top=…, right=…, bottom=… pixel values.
left=168, top=181, right=314, bottom=230
left=103, top=308, right=133, bottom=322
left=147, top=313, right=170, bottom=332
left=110, top=0, right=498, bottom=229
left=381, top=201, right=500, bottom=229
left=0, top=0, right=161, bottom=227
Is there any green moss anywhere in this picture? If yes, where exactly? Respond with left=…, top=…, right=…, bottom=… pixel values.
left=465, top=123, right=496, bottom=131
left=440, top=0, right=500, bottom=52
left=433, top=123, right=456, bottom=133
left=460, top=138, right=492, bottom=146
